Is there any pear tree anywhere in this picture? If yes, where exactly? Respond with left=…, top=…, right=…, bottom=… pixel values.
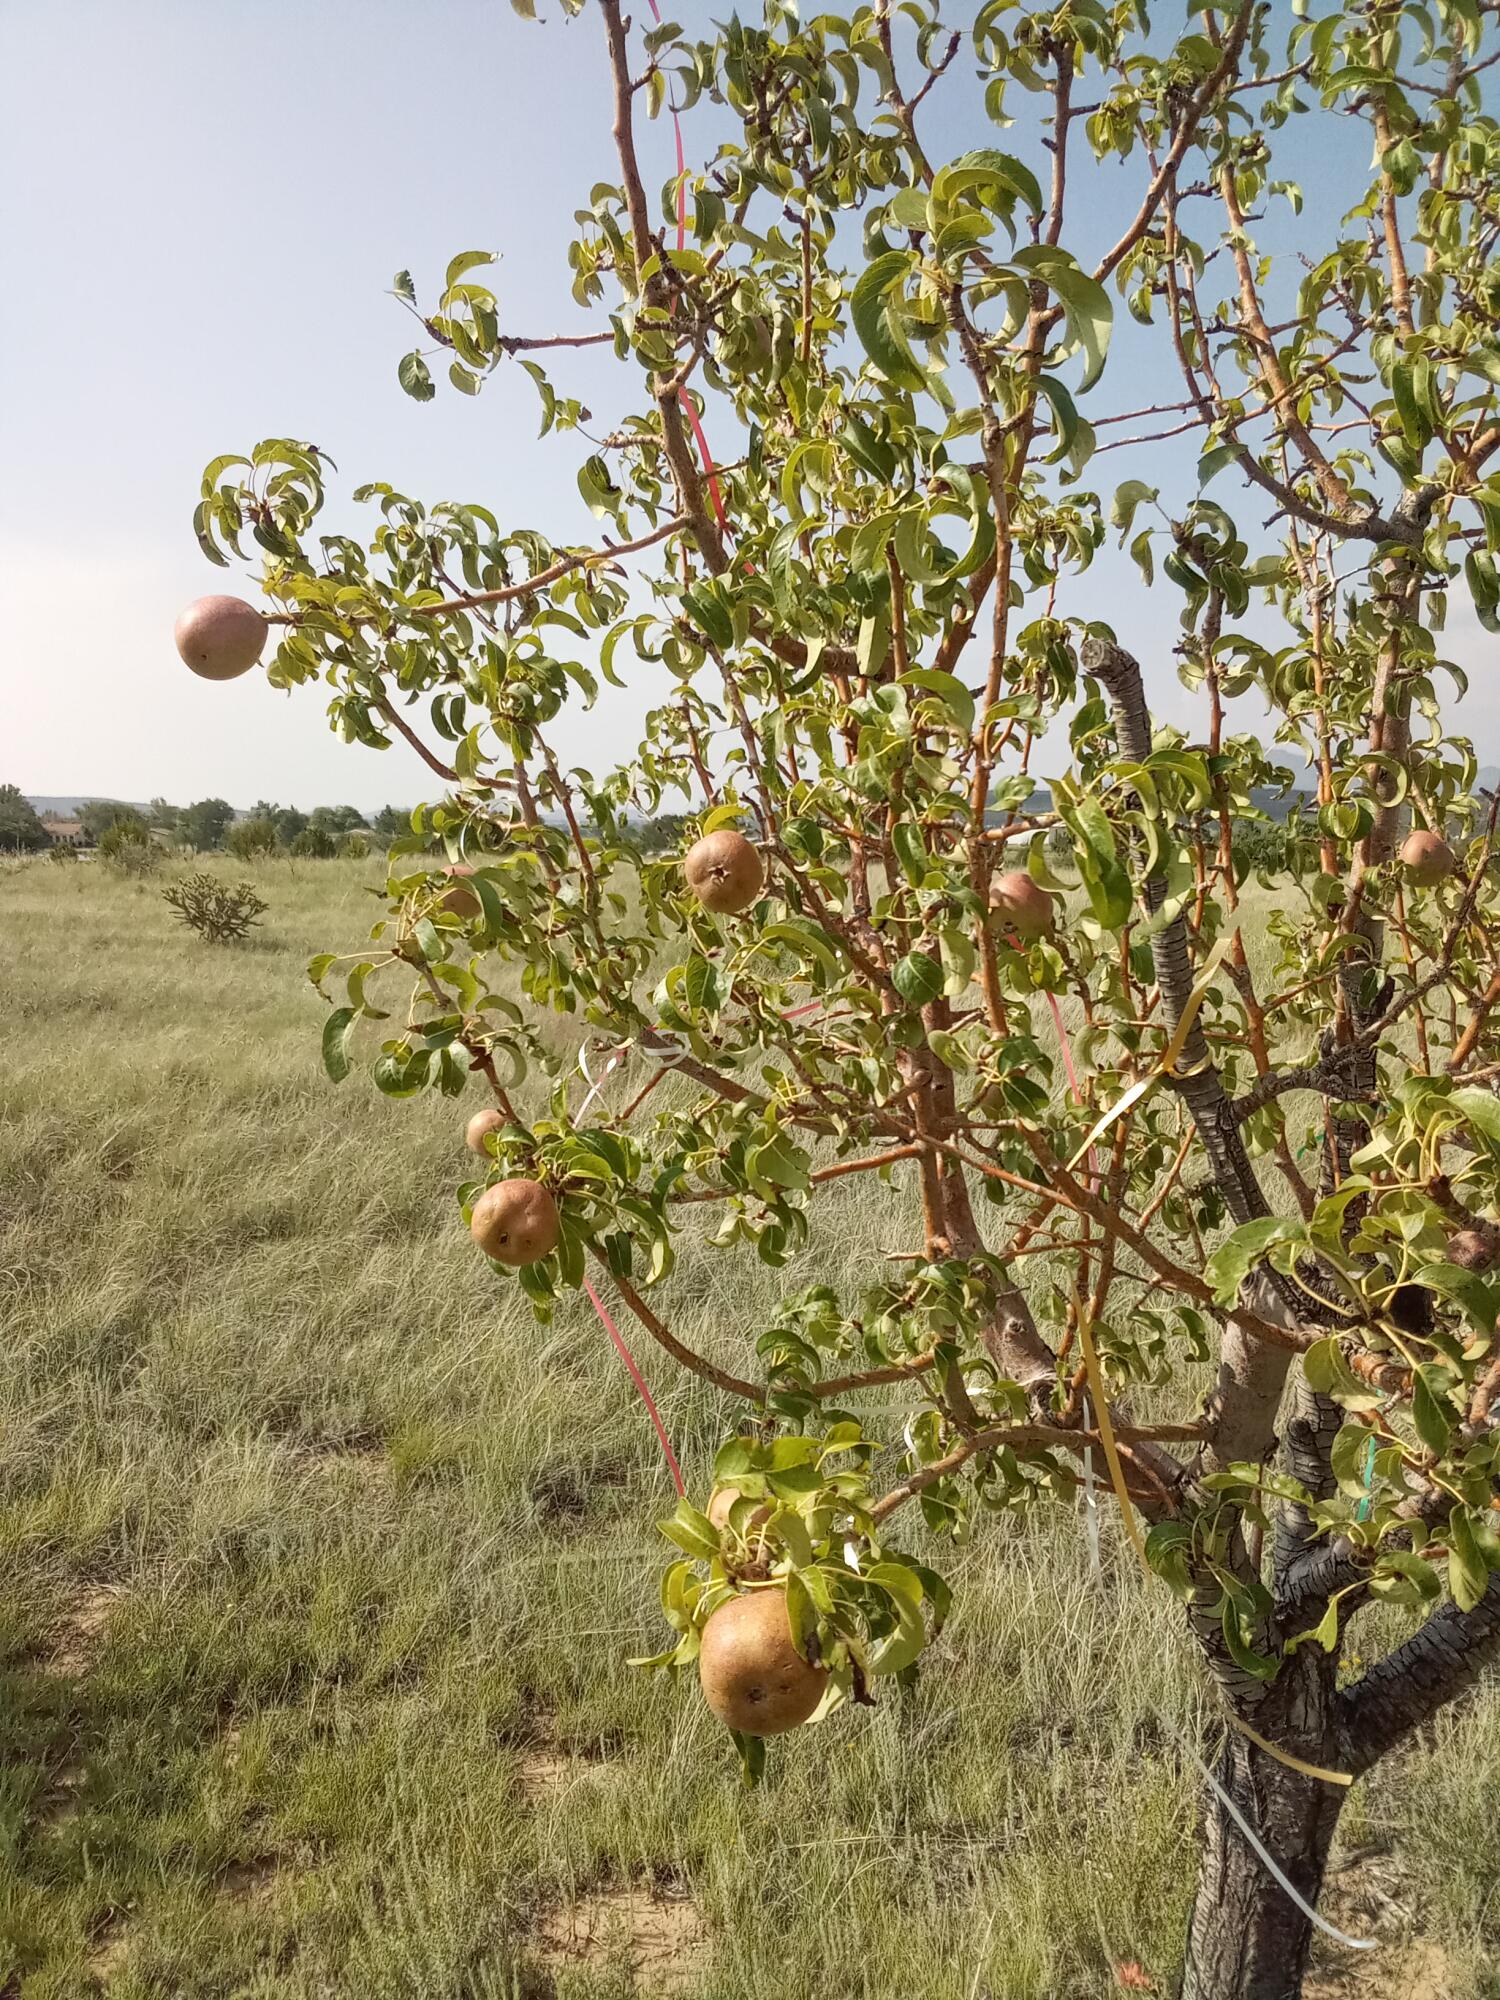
left=177, top=4, right=1500, bottom=1992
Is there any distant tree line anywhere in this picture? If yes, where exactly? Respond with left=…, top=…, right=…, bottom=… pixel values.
left=4, top=789, right=761, bottom=863
left=13, top=796, right=417, bottom=861
left=0, top=784, right=50, bottom=851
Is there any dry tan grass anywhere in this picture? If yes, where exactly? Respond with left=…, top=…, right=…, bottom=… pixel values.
left=1, top=856, right=1496, bottom=1999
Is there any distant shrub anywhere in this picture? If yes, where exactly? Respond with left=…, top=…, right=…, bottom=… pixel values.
left=338, top=832, right=371, bottom=860
left=100, top=821, right=161, bottom=874
left=225, top=814, right=280, bottom=860
left=291, top=826, right=337, bottom=859
left=162, top=872, right=268, bottom=944
left=1230, top=813, right=1317, bottom=878
left=636, top=812, right=690, bottom=854
left=45, top=843, right=78, bottom=865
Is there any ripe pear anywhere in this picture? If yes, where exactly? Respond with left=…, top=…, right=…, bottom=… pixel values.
left=465, top=1107, right=506, bottom=1154
left=1446, top=1226, right=1500, bottom=1273
left=685, top=830, right=763, bottom=915
left=990, top=869, right=1056, bottom=940
left=174, top=595, right=267, bottom=681
left=697, top=1588, right=827, bottom=1737
left=470, top=1179, right=560, bottom=1267
left=439, top=863, right=480, bottom=917
left=1400, top=830, right=1455, bottom=887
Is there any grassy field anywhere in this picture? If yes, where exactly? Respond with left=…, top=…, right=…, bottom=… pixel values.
left=1, top=854, right=1497, bottom=1999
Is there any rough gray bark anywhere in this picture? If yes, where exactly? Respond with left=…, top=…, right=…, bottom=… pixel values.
left=1342, top=1568, right=1500, bottom=1774
left=1272, top=1375, right=1344, bottom=1598
left=1180, top=1659, right=1348, bottom=2000
left=1081, top=635, right=1271, bottom=1231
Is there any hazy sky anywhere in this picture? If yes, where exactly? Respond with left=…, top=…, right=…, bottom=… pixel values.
left=2, top=1, right=1495, bottom=812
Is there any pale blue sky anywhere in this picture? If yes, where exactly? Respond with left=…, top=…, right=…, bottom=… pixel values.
left=2, top=1, right=1494, bottom=811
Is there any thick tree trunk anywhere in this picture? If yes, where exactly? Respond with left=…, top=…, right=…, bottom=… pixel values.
left=1180, top=1642, right=1351, bottom=2000
left=1180, top=1734, right=1347, bottom=2000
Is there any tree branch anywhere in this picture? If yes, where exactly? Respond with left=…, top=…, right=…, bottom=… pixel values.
left=596, top=1256, right=767, bottom=1404
left=1080, top=636, right=1274, bottom=1232
left=1341, top=1569, right=1500, bottom=1775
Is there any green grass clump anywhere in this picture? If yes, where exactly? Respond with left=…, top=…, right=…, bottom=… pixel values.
left=0, top=855, right=1495, bottom=1997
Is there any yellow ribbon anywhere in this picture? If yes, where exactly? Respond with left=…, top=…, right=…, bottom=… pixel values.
left=1065, top=929, right=1237, bottom=1172
left=1076, top=1306, right=1149, bottom=1573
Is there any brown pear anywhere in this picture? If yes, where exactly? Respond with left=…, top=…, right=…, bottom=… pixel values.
left=174, top=595, right=267, bottom=681
left=1446, top=1226, right=1500, bottom=1273
left=697, top=1588, right=827, bottom=1737
left=990, top=869, right=1056, bottom=940
left=1400, top=830, right=1455, bottom=887
left=439, top=863, right=480, bottom=917
left=685, top=831, right=763, bottom=915
left=470, top=1179, right=560, bottom=1267
left=465, top=1107, right=507, bottom=1154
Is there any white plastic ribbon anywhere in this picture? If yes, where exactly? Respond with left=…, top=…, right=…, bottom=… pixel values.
left=1072, top=1421, right=1375, bottom=1954
left=1081, top=1392, right=1101, bottom=1580
left=575, top=1035, right=630, bottom=1124
left=1172, top=1730, right=1377, bottom=1955
left=571, top=1025, right=696, bottom=1128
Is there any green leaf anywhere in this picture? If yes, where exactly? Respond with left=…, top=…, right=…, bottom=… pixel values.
left=398, top=351, right=435, bottom=402
left=891, top=822, right=931, bottom=888
left=731, top=1728, right=767, bottom=1786
left=893, top=950, right=944, bottom=1007
left=698, top=804, right=749, bottom=841
left=659, top=1499, right=720, bottom=1562
left=1288, top=1596, right=1341, bottom=1654
left=839, top=414, right=896, bottom=482
left=1415, top=1260, right=1500, bottom=1338
left=1055, top=791, right=1131, bottom=929
left=1412, top=1365, right=1455, bottom=1458
left=900, top=669, right=974, bottom=737
left=1111, top=479, right=1158, bottom=536
left=1205, top=1215, right=1292, bottom=1305
left=1368, top=1549, right=1441, bottom=1605
left=468, top=873, right=506, bottom=941
left=322, top=1007, right=356, bottom=1083
left=445, top=249, right=497, bottom=289
left=519, top=357, right=557, bottom=435
left=1144, top=1520, right=1194, bottom=1599
left=850, top=252, right=928, bottom=394
left=1012, top=245, right=1114, bottom=391
left=1447, top=1505, right=1489, bottom=1613
left=1033, top=374, right=1087, bottom=466
left=1302, top=1336, right=1383, bottom=1413
left=938, top=926, right=976, bottom=997
left=1454, top=1088, right=1500, bottom=1155
left=931, top=149, right=1043, bottom=220
left=747, top=1130, right=811, bottom=1194
left=1220, top=1598, right=1279, bottom=1682
left=577, top=453, right=623, bottom=520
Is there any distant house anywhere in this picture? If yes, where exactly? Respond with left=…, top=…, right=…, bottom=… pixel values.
left=44, top=819, right=92, bottom=850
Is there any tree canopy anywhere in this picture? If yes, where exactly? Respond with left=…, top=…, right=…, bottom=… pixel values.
left=183, top=2, right=1500, bottom=1987
left=0, top=784, right=49, bottom=852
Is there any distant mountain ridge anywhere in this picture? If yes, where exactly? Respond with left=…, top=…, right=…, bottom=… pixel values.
left=25, top=766, right=1498, bottom=829
left=26, top=795, right=152, bottom=819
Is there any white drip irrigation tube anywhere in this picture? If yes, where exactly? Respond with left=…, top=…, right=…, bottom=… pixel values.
left=1075, top=1410, right=1375, bottom=1956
